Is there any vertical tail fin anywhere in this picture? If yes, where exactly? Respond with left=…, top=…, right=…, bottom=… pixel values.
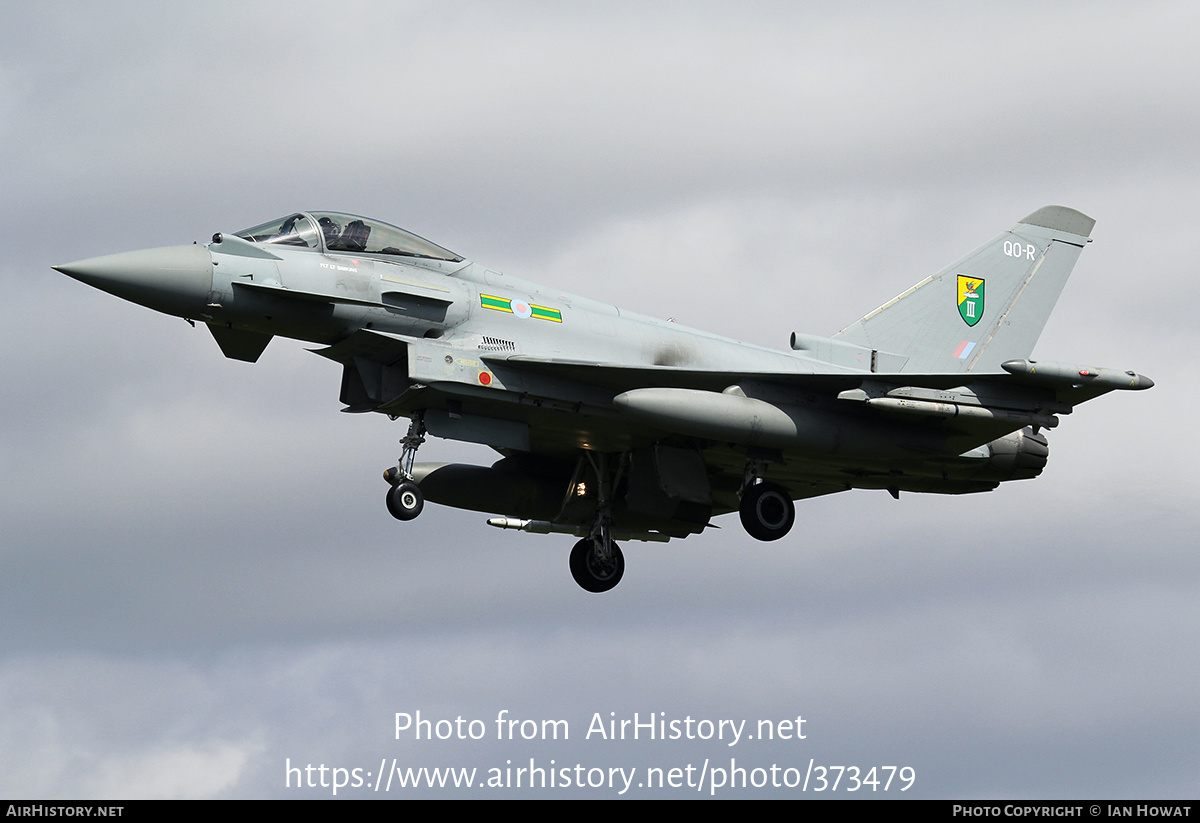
left=832, top=206, right=1095, bottom=373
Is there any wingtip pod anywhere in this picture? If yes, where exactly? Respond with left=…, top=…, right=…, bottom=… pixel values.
left=1001, top=359, right=1154, bottom=390
left=1019, top=206, right=1096, bottom=239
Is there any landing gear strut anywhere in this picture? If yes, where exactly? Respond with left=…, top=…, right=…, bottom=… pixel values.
left=384, top=414, right=426, bottom=521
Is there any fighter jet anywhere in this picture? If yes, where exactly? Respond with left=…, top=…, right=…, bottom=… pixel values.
left=55, top=206, right=1152, bottom=592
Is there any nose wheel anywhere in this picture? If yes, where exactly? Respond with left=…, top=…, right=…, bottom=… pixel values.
left=570, top=537, right=625, bottom=593
left=386, top=481, right=424, bottom=521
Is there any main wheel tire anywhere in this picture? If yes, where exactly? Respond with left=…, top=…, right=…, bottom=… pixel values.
left=386, top=481, right=424, bottom=521
left=739, top=482, right=795, bottom=541
left=569, top=538, right=625, bottom=593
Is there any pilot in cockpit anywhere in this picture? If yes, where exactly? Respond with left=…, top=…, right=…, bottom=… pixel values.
left=318, top=216, right=342, bottom=248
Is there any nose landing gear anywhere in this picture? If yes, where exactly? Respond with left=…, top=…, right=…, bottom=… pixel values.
left=383, top=414, right=426, bottom=521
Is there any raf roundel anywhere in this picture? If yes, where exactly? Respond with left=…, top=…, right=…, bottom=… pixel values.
left=478, top=371, right=493, bottom=386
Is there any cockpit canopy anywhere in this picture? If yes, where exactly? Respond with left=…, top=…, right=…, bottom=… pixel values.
left=235, top=212, right=463, bottom=262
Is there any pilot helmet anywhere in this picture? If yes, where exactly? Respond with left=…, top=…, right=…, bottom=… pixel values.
left=318, top=216, right=342, bottom=246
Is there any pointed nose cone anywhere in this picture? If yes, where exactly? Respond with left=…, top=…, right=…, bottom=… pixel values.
left=54, top=244, right=213, bottom=316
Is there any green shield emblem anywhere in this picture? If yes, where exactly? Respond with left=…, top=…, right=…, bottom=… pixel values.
left=958, top=275, right=984, bottom=327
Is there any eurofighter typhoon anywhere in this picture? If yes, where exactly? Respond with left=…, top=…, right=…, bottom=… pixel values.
left=56, top=206, right=1152, bottom=592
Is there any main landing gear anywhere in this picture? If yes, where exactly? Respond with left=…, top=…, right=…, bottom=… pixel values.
left=568, top=451, right=626, bottom=593
left=739, top=482, right=795, bottom=540
left=384, top=414, right=426, bottom=521
left=738, top=458, right=795, bottom=541
left=570, top=537, right=625, bottom=593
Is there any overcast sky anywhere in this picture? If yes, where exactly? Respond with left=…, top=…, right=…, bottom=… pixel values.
left=1, top=1, right=1196, bottom=798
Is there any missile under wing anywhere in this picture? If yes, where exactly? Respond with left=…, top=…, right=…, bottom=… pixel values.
left=55, top=206, right=1152, bottom=592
